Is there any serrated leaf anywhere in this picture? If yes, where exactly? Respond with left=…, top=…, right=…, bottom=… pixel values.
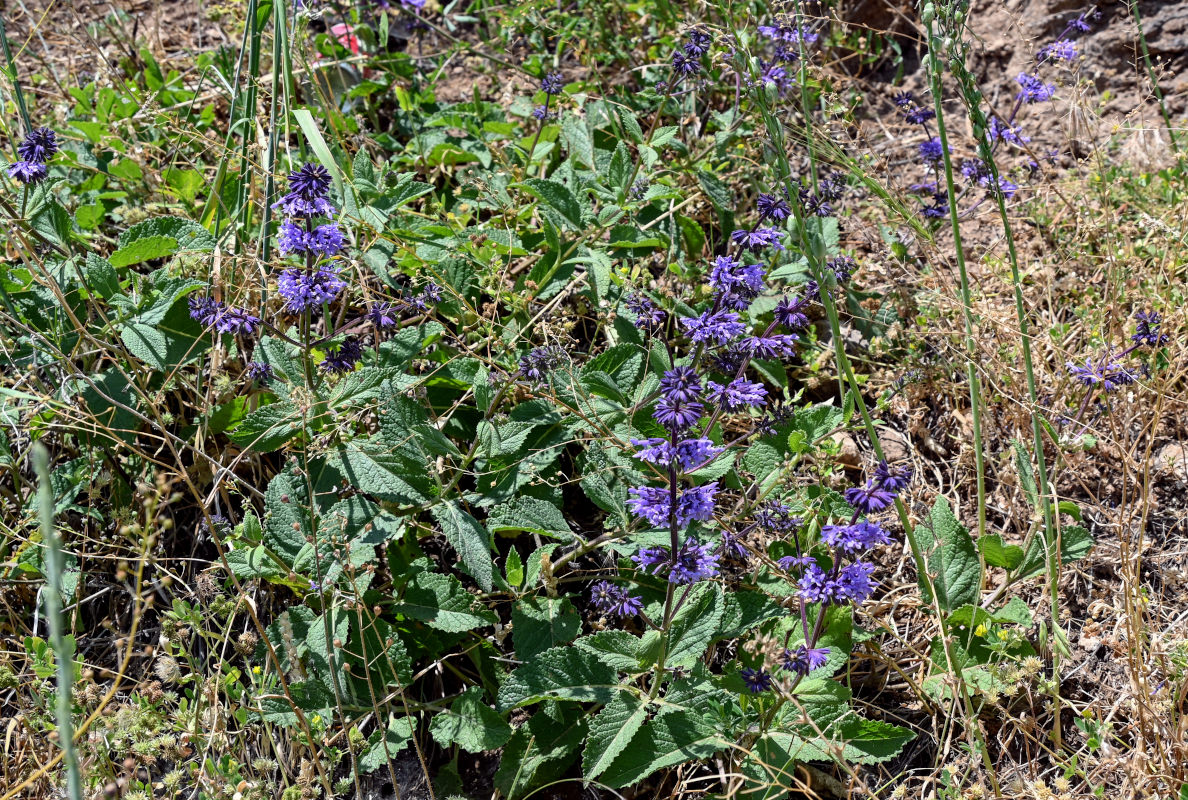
left=664, top=581, right=724, bottom=668
left=359, top=715, right=416, bottom=773
left=574, top=630, right=642, bottom=672
left=829, top=717, right=916, bottom=764
left=921, top=496, right=981, bottom=612
left=393, top=570, right=497, bottom=633
left=496, top=646, right=617, bottom=710
left=85, top=253, right=120, bottom=299
left=495, top=703, right=586, bottom=800
left=487, top=497, right=573, bottom=541
left=429, top=686, right=512, bottom=753
left=583, top=691, right=649, bottom=779
left=505, top=547, right=523, bottom=588
left=561, top=113, right=593, bottom=168
left=608, top=142, right=631, bottom=192
left=112, top=216, right=214, bottom=266
left=229, top=401, right=303, bottom=452
left=600, top=709, right=727, bottom=789
left=326, top=441, right=433, bottom=505
left=794, top=403, right=844, bottom=443
left=520, top=178, right=583, bottom=230
left=512, top=597, right=581, bottom=660
left=431, top=501, right=493, bottom=592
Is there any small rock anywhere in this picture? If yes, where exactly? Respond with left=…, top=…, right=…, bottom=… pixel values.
left=1150, top=443, right=1188, bottom=482
left=830, top=432, right=861, bottom=468
left=877, top=427, right=911, bottom=462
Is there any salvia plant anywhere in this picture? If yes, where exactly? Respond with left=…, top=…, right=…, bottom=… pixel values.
left=4, top=0, right=1183, bottom=798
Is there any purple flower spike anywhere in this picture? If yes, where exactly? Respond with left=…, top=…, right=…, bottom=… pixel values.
left=1038, top=39, right=1078, bottom=62
left=7, top=160, right=48, bottom=184
left=245, top=361, right=274, bottom=383
left=739, top=334, right=798, bottom=359
left=774, top=295, right=810, bottom=329
left=1016, top=73, right=1056, bottom=103
left=836, top=560, right=878, bottom=603
left=705, top=378, right=767, bottom=411
left=659, top=366, right=703, bottom=403
left=188, top=296, right=225, bottom=328
left=821, top=520, right=892, bottom=553
left=669, top=536, right=721, bottom=584
left=631, top=545, right=670, bottom=572
left=844, top=481, right=896, bottom=515
left=679, top=310, right=747, bottom=346
left=540, top=71, right=564, bottom=96
left=1132, top=310, right=1169, bottom=347
left=321, top=338, right=363, bottom=374
left=653, top=397, right=705, bottom=431
left=277, top=266, right=346, bottom=313
left=756, top=193, right=791, bottom=222
left=918, top=137, right=947, bottom=162
left=215, top=307, right=261, bottom=336
left=17, top=127, right=59, bottom=163
left=730, top=227, right=786, bottom=253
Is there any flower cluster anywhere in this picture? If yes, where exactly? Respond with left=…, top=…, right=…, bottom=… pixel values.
left=517, top=345, right=566, bottom=385
left=1066, top=310, right=1169, bottom=396
left=274, top=164, right=347, bottom=313
left=188, top=295, right=261, bottom=336
left=7, top=127, right=59, bottom=185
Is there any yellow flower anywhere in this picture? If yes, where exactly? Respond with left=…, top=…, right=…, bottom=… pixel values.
left=252, top=666, right=261, bottom=675
left=974, top=624, right=987, bottom=637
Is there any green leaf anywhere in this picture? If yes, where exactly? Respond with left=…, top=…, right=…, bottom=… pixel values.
left=574, top=631, right=642, bottom=672
left=512, top=597, right=581, bottom=660
left=561, top=113, right=594, bottom=168
left=496, top=646, right=618, bottom=710
left=520, top=178, right=583, bottom=230
left=829, top=717, right=916, bottom=765
left=112, top=216, right=214, bottom=267
left=431, top=501, right=493, bottom=592
left=583, top=691, right=649, bottom=779
left=326, top=441, right=433, bottom=505
left=664, top=582, right=724, bottom=668
left=921, top=496, right=981, bottom=612
left=229, top=401, right=303, bottom=452
left=607, top=142, right=631, bottom=192
left=162, top=167, right=205, bottom=203
left=505, top=547, right=523, bottom=588
left=84, top=254, right=120, bottom=300
left=393, top=569, right=497, bottom=633
left=600, top=710, right=727, bottom=789
left=1014, top=524, right=1094, bottom=581
left=978, top=534, right=1024, bottom=570
left=30, top=202, right=73, bottom=249
left=75, top=202, right=104, bottom=231
left=487, top=497, right=573, bottom=541
left=1013, top=439, right=1039, bottom=509
left=794, top=403, right=844, bottom=443
left=495, top=703, right=586, bottom=800
left=359, top=715, right=416, bottom=773
left=429, top=686, right=512, bottom=753
left=119, top=298, right=210, bottom=370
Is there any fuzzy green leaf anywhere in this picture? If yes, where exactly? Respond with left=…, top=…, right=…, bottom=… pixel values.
left=921, top=496, right=981, bottom=612
left=487, top=497, right=573, bottom=541
left=496, top=646, right=618, bottom=710
left=583, top=691, right=649, bottom=779
left=512, top=596, right=581, bottom=660
left=394, top=570, right=497, bottom=633
left=431, top=501, right=493, bottom=591
left=599, top=710, right=727, bottom=789
left=429, top=686, right=512, bottom=753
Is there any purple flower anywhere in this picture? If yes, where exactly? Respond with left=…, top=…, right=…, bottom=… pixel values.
left=904, top=107, right=935, bottom=125
left=826, top=256, right=855, bottom=285
left=632, top=545, right=670, bottom=571
left=684, top=29, right=712, bottom=58
left=1038, top=39, right=1078, bottom=62
left=756, top=502, right=800, bottom=533
left=1016, top=73, right=1056, bottom=103
left=720, top=530, right=748, bottom=560
left=798, top=189, right=832, bottom=217
left=421, top=282, right=443, bottom=304
left=659, top=366, right=703, bottom=403
left=739, top=334, right=798, bottom=359
left=873, top=461, right=913, bottom=492
left=821, top=520, right=892, bottom=553
left=1132, top=311, right=1168, bottom=347
left=540, top=71, right=564, bottom=96
left=287, top=163, right=332, bottom=200
left=245, top=361, right=274, bottom=383
left=278, top=222, right=345, bottom=257
left=589, top=581, right=642, bottom=617
left=670, top=535, right=721, bottom=584
left=960, top=158, right=988, bottom=183
left=893, top=91, right=914, bottom=108
left=17, top=127, right=59, bottom=164
left=631, top=437, right=724, bottom=471
left=706, top=378, right=767, bottom=410
left=730, top=227, right=785, bottom=253
left=774, top=295, right=810, bottom=330
left=531, top=105, right=554, bottom=122
left=836, top=560, right=878, bottom=603
left=1067, top=356, right=1135, bottom=392
left=7, top=160, right=48, bottom=184
left=272, top=193, right=336, bottom=219
left=188, top=296, right=225, bottom=327
left=758, top=19, right=818, bottom=45
left=756, top=193, right=791, bottom=222
left=321, top=338, right=363, bottom=374
left=918, top=136, right=947, bottom=162
left=624, top=293, right=667, bottom=334
left=215, top=307, right=260, bottom=336
left=653, top=397, right=704, bottom=431
left=277, top=266, right=346, bottom=313
left=781, top=645, right=830, bottom=675
left=367, top=301, right=400, bottom=328
left=988, top=117, right=1030, bottom=145
left=980, top=174, right=1019, bottom=199
left=798, top=563, right=842, bottom=604
left=671, top=51, right=702, bottom=77
left=844, top=481, right=896, bottom=515
left=708, top=256, right=765, bottom=298
left=740, top=667, right=774, bottom=693
left=679, top=309, right=746, bottom=346
left=626, top=483, right=718, bottom=528
left=518, top=345, right=566, bottom=384
left=776, top=554, right=814, bottom=570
